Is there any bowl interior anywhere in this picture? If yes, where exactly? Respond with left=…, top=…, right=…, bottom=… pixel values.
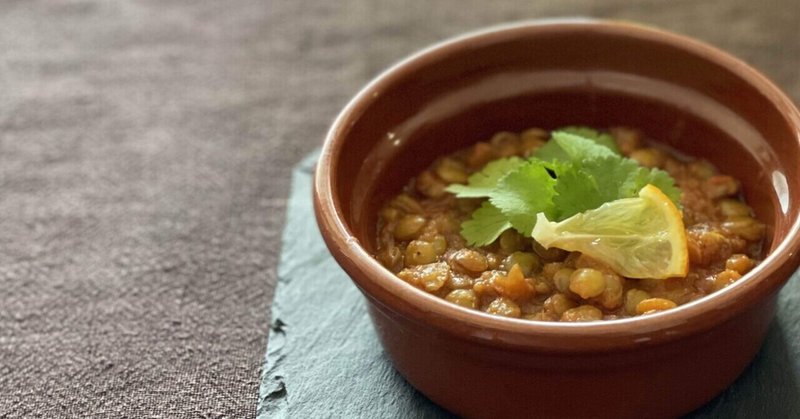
left=332, top=23, right=799, bottom=261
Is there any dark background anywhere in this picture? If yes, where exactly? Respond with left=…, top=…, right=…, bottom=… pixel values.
left=1, top=1, right=798, bottom=417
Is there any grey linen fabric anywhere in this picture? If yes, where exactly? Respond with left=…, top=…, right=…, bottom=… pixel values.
left=1, top=1, right=798, bottom=417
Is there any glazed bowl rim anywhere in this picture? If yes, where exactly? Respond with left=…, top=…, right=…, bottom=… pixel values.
left=314, top=18, right=800, bottom=351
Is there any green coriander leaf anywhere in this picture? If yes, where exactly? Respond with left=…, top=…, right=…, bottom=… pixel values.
left=535, top=128, right=621, bottom=161
left=549, top=163, right=605, bottom=220
left=489, top=160, right=557, bottom=235
left=460, top=201, right=512, bottom=246
left=620, top=165, right=653, bottom=198
left=445, top=157, right=524, bottom=198
left=604, top=161, right=681, bottom=206
left=453, top=126, right=682, bottom=244
left=549, top=155, right=682, bottom=221
left=630, top=167, right=682, bottom=205
left=552, top=132, right=618, bottom=161
left=581, top=156, right=641, bottom=202
left=533, top=138, right=570, bottom=162
left=559, top=126, right=620, bottom=154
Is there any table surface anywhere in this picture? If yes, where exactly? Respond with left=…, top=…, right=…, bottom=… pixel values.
left=1, top=1, right=798, bottom=417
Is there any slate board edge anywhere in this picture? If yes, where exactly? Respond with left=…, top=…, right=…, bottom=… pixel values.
left=257, top=150, right=321, bottom=419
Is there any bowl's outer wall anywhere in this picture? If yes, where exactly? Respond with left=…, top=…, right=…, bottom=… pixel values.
left=367, top=293, right=776, bottom=419
left=315, top=21, right=800, bottom=419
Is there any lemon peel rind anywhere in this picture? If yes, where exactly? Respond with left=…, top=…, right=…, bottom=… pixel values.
left=639, top=184, right=689, bottom=277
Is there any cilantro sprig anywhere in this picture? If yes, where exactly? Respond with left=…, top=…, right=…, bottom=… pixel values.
left=445, top=157, right=525, bottom=198
left=445, top=127, right=681, bottom=246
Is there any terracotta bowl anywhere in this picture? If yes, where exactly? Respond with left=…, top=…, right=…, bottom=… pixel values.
left=313, top=20, right=800, bottom=419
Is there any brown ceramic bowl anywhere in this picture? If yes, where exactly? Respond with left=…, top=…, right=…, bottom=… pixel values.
left=313, top=20, right=800, bottom=419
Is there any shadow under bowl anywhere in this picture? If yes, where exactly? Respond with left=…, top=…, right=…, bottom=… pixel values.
left=314, top=19, right=800, bottom=419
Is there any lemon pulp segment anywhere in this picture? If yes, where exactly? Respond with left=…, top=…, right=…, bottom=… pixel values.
left=531, top=184, right=688, bottom=279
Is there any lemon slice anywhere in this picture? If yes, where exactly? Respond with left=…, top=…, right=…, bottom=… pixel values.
left=531, top=184, right=688, bottom=279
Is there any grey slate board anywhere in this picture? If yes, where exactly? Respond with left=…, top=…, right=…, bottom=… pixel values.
left=258, top=151, right=800, bottom=418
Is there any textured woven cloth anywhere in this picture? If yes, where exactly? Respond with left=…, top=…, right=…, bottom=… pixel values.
left=1, top=1, right=798, bottom=417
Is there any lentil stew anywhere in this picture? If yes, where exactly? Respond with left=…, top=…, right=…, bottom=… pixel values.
left=375, top=127, right=765, bottom=322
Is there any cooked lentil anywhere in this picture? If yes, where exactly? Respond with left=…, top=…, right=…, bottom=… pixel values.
left=375, top=127, right=765, bottom=321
